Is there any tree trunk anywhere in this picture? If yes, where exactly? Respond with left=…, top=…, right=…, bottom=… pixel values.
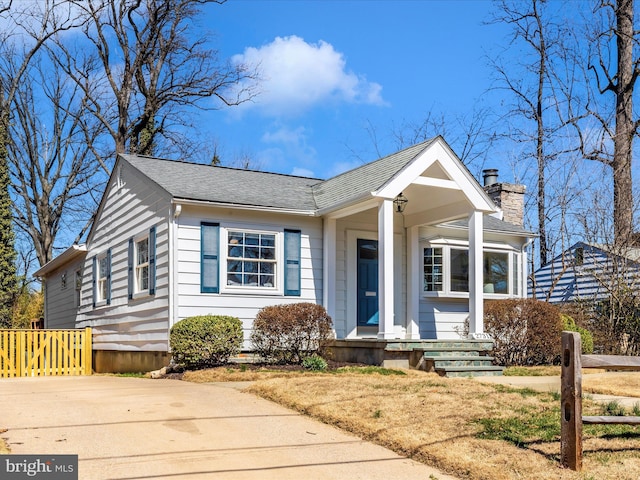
left=613, top=0, right=635, bottom=247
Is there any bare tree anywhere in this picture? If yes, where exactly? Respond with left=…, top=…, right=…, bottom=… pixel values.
left=7, top=51, right=106, bottom=266
left=489, top=0, right=579, bottom=266
left=569, top=0, right=640, bottom=247
left=55, top=0, right=259, bottom=166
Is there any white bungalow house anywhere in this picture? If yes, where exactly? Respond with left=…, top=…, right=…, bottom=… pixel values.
left=35, top=137, right=534, bottom=372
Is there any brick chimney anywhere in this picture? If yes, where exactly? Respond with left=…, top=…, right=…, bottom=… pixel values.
left=482, top=169, right=525, bottom=227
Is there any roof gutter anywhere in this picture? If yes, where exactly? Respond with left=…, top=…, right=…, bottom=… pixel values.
left=33, top=244, right=88, bottom=278
left=171, top=198, right=317, bottom=216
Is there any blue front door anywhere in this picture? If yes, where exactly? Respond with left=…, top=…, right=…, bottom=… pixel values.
left=357, top=239, right=379, bottom=327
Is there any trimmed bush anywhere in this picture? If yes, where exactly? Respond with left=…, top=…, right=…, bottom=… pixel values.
left=484, top=299, right=563, bottom=366
left=251, top=303, right=334, bottom=364
left=562, top=314, right=594, bottom=354
left=170, top=315, right=243, bottom=369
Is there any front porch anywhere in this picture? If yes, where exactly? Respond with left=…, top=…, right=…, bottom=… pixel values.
left=327, top=338, right=503, bottom=377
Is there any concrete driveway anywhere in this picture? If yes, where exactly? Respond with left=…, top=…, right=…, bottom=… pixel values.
left=2, top=376, right=458, bottom=480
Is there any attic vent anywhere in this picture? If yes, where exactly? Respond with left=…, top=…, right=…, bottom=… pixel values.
left=117, top=165, right=125, bottom=189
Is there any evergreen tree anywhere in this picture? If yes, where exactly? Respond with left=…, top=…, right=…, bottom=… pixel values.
left=0, top=108, right=18, bottom=328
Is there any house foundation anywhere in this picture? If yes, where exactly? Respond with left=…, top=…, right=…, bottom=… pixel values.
left=93, top=350, right=171, bottom=374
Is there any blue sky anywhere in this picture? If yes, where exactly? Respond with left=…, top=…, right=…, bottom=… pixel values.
left=199, top=0, right=511, bottom=180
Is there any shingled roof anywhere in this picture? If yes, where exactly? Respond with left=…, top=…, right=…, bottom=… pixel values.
left=311, top=139, right=436, bottom=211
left=119, top=139, right=529, bottom=239
left=121, top=154, right=321, bottom=211
left=121, top=140, right=437, bottom=213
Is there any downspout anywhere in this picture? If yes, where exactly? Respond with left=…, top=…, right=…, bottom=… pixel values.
left=168, top=203, right=182, bottom=343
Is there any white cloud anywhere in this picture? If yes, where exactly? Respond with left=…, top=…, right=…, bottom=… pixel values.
left=232, top=35, right=386, bottom=116
left=291, top=167, right=315, bottom=178
left=258, top=124, right=319, bottom=175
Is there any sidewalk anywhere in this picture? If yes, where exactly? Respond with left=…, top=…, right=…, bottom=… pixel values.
left=2, top=376, right=459, bottom=480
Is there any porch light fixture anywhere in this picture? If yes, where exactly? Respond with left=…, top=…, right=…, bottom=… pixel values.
left=393, top=192, right=408, bottom=213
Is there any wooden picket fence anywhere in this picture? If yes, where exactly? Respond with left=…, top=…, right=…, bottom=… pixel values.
left=561, top=331, right=640, bottom=471
left=0, top=328, right=92, bottom=377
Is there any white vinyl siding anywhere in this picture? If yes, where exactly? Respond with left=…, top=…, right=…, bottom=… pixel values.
left=42, top=258, right=85, bottom=329
left=177, top=207, right=322, bottom=348
left=77, top=161, right=171, bottom=352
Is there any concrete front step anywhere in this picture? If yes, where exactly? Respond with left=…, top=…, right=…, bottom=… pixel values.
left=425, top=355, right=496, bottom=368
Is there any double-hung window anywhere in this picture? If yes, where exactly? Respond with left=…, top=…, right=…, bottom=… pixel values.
left=128, top=226, right=156, bottom=299
left=423, top=242, right=520, bottom=297
left=200, top=223, right=301, bottom=296
left=136, top=237, right=150, bottom=291
left=93, top=249, right=111, bottom=307
left=227, top=231, right=276, bottom=288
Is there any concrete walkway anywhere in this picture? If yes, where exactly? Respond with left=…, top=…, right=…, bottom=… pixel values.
left=1, top=376, right=458, bottom=480
left=476, top=373, right=640, bottom=408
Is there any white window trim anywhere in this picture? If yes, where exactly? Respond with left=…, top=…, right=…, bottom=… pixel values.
left=96, top=253, right=108, bottom=304
left=75, top=269, right=82, bottom=307
left=219, top=227, right=284, bottom=295
left=133, top=233, right=151, bottom=299
left=422, top=240, right=522, bottom=299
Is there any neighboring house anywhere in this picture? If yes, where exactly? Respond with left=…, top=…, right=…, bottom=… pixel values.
left=530, top=242, right=640, bottom=303
left=35, top=137, right=534, bottom=372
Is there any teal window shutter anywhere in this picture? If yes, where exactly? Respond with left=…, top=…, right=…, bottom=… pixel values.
left=284, top=229, right=301, bottom=296
left=106, top=248, right=112, bottom=305
left=127, top=238, right=133, bottom=300
left=92, top=256, right=97, bottom=308
left=149, top=226, right=156, bottom=295
left=201, top=222, right=220, bottom=293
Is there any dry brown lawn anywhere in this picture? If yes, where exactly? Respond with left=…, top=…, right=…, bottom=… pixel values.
left=583, top=372, right=640, bottom=398
left=186, top=366, right=640, bottom=480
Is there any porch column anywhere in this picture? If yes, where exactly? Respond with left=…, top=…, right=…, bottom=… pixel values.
left=378, top=199, right=395, bottom=339
left=322, top=217, right=337, bottom=321
left=406, top=225, right=420, bottom=339
left=468, top=211, right=484, bottom=335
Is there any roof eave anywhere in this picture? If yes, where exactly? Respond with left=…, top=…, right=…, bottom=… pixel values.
left=33, top=244, right=88, bottom=278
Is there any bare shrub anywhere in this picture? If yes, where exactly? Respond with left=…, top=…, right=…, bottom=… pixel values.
left=484, top=299, right=563, bottom=366
left=251, top=303, right=334, bottom=364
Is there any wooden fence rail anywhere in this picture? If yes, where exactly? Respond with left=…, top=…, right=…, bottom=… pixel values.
left=561, top=331, right=640, bottom=471
left=0, top=328, right=92, bottom=378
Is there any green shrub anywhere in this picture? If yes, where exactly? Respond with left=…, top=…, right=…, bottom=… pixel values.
left=302, top=354, right=328, bottom=371
left=170, top=315, right=243, bottom=369
left=251, top=303, right=334, bottom=364
left=562, top=314, right=594, bottom=354
left=484, top=299, right=563, bottom=366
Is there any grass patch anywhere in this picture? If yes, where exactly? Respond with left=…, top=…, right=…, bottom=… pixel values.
left=332, top=365, right=406, bottom=376
left=503, top=366, right=607, bottom=377
left=182, top=364, right=408, bottom=383
left=503, top=365, right=560, bottom=376
left=0, top=430, right=9, bottom=454
left=240, top=372, right=640, bottom=480
left=583, top=372, right=640, bottom=397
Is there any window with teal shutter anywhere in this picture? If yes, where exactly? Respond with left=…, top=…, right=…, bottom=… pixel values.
left=106, top=248, right=112, bottom=305
left=149, top=226, right=156, bottom=295
left=201, top=222, right=220, bottom=293
left=127, top=238, right=133, bottom=300
left=284, top=229, right=301, bottom=296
